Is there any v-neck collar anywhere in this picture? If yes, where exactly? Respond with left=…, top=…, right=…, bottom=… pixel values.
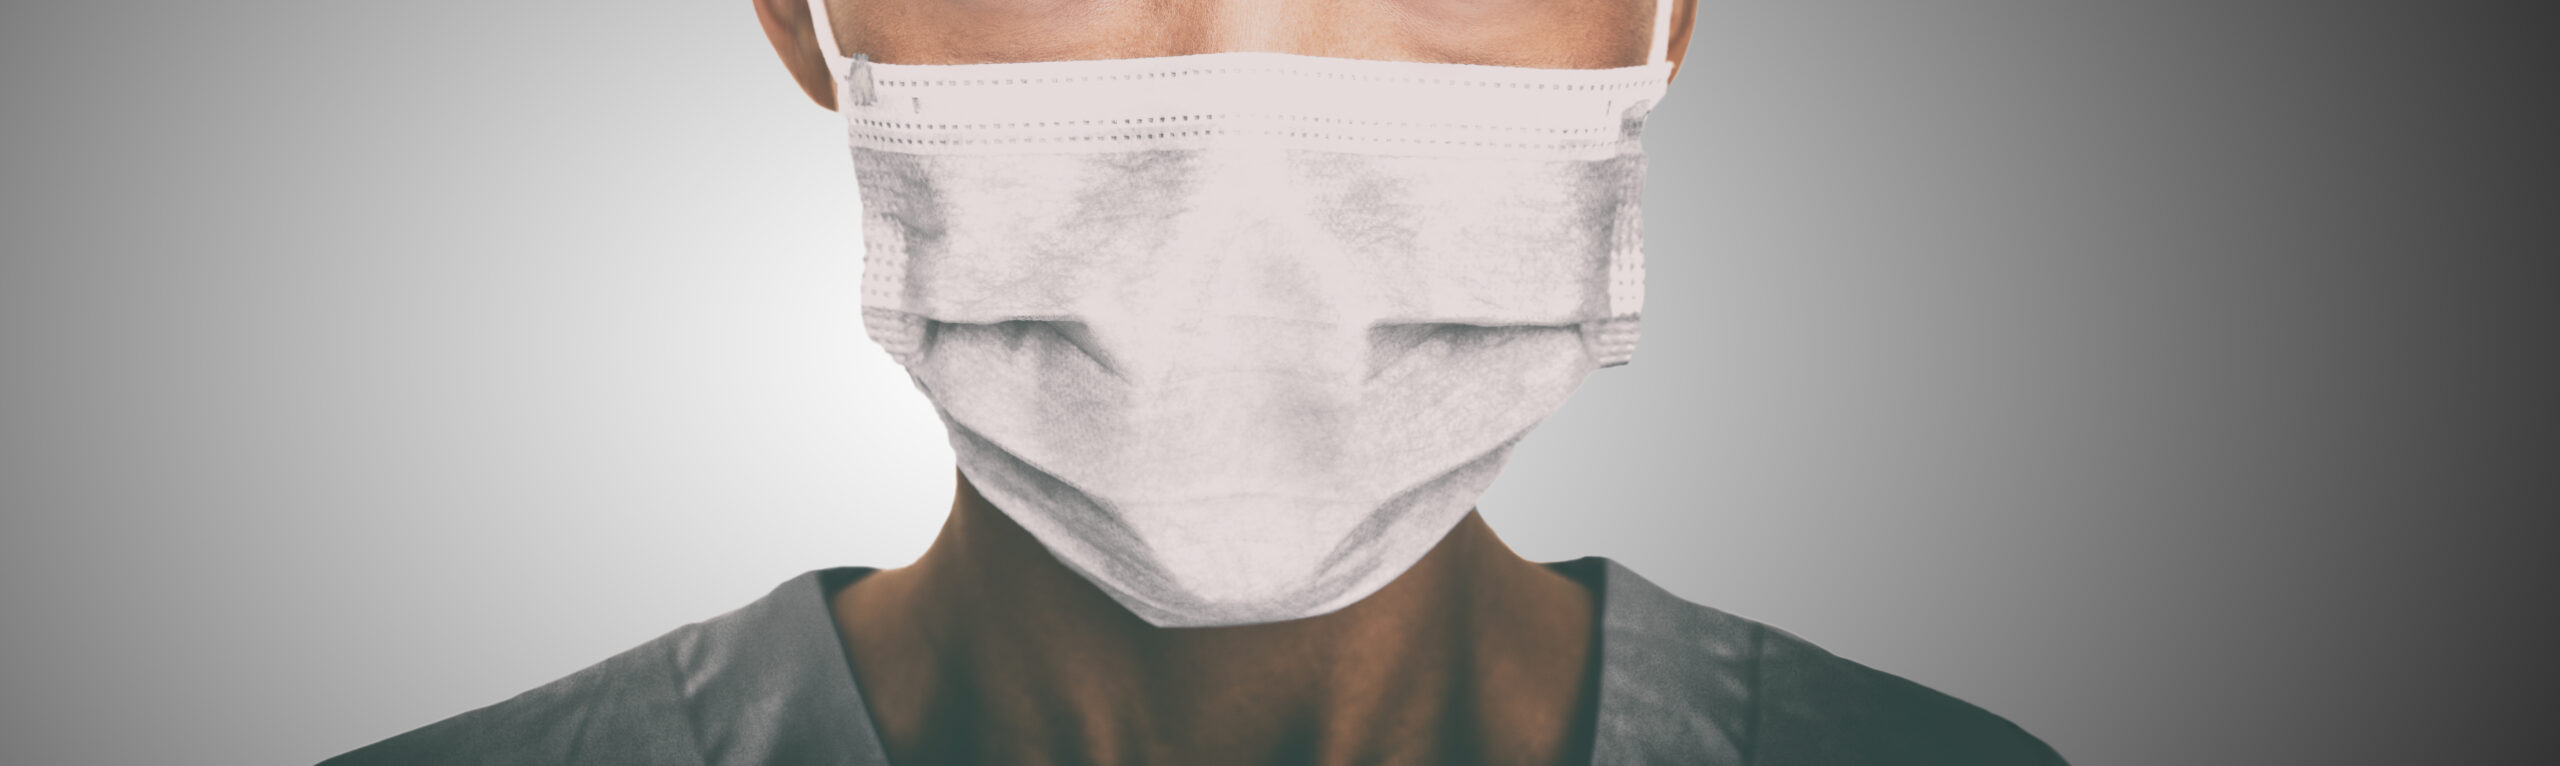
left=707, top=557, right=1755, bottom=765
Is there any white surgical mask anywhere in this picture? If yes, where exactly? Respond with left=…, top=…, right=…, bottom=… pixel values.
left=805, top=0, right=1676, bottom=627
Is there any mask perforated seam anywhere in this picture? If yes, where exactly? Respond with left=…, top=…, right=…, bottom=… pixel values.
left=858, top=199, right=923, bottom=362
left=850, top=116, right=1618, bottom=134
left=1591, top=124, right=1648, bottom=367
left=876, top=70, right=1664, bottom=90
left=848, top=130, right=1642, bottom=150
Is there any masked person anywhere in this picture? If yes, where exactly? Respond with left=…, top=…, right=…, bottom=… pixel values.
left=324, top=1, right=2067, bottom=763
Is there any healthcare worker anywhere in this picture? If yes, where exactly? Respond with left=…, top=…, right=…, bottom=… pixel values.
left=324, top=0, right=2066, bottom=763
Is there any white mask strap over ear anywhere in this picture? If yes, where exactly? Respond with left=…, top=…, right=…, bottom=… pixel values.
left=1650, top=0, right=1677, bottom=65
left=804, top=0, right=850, bottom=74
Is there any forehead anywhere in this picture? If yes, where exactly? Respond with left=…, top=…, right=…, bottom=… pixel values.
left=832, top=0, right=1656, bottom=70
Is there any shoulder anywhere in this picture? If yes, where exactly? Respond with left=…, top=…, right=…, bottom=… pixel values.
left=1575, top=558, right=2067, bottom=766
left=321, top=569, right=888, bottom=766
left=320, top=628, right=703, bottom=765
left=1750, top=623, right=2067, bottom=765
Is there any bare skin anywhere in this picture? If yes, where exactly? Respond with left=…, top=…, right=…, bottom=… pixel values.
left=837, top=473, right=1604, bottom=765
left=751, top=2, right=1697, bottom=763
left=758, top=0, right=1697, bottom=110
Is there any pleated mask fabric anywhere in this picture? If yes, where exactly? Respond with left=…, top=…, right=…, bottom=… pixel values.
left=810, top=9, right=1673, bottom=626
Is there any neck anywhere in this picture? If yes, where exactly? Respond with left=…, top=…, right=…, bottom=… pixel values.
left=831, top=470, right=1599, bottom=766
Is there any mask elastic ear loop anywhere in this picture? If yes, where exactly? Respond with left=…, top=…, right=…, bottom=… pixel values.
left=1649, top=0, right=1675, bottom=65
left=805, top=0, right=850, bottom=75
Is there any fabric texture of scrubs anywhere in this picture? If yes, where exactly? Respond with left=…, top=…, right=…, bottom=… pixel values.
left=321, top=558, right=2067, bottom=765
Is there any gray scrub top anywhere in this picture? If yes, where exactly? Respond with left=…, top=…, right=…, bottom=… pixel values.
left=322, top=558, right=2066, bottom=765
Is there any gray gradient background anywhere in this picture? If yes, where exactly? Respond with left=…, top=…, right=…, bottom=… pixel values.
left=2, top=2, right=2548, bottom=764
